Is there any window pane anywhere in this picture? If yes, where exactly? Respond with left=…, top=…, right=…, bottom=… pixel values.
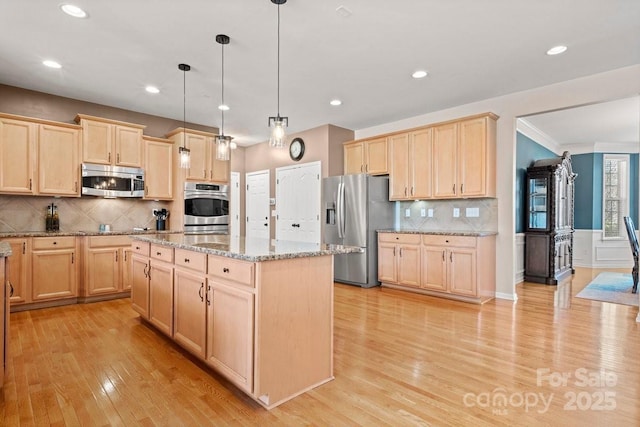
left=602, top=156, right=629, bottom=238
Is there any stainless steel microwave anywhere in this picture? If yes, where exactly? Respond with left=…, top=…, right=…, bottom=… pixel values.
left=81, top=163, right=145, bottom=198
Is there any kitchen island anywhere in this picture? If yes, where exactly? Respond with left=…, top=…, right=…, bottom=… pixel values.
left=129, top=233, right=362, bottom=409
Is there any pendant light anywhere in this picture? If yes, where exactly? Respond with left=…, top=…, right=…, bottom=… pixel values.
left=268, top=0, right=288, bottom=148
left=178, top=63, right=191, bottom=169
left=215, top=34, right=232, bottom=161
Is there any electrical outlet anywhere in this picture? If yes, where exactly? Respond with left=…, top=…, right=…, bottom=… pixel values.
left=453, top=208, right=460, bottom=218
left=428, top=208, right=434, bottom=217
left=420, top=208, right=426, bottom=217
left=466, top=207, right=480, bottom=217
left=405, top=208, right=411, bottom=217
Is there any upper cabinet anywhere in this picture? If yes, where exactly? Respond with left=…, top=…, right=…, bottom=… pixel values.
left=344, top=137, right=388, bottom=175
left=0, top=113, right=80, bottom=197
left=389, top=129, right=433, bottom=200
left=143, top=136, right=173, bottom=200
left=0, top=115, right=36, bottom=194
left=432, top=114, right=497, bottom=199
left=167, top=129, right=229, bottom=184
left=75, top=114, right=145, bottom=167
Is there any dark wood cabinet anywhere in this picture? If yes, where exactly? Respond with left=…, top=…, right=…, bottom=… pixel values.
left=524, top=151, right=577, bottom=284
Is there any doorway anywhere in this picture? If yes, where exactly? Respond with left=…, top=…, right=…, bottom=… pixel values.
left=245, top=170, right=270, bottom=240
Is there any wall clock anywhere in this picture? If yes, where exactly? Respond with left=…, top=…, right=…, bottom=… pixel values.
left=289, top=137, right=305, bottom=161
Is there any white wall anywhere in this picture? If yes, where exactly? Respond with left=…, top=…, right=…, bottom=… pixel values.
left=356, top=64, right=640, bottom=300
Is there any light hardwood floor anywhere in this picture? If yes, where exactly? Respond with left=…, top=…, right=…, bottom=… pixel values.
left=2, top=267, right=639, bottom=426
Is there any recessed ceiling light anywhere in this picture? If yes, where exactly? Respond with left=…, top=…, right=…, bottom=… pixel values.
left=330, top=99, right=342, bottom=106
left=546, top=45, right=567, bottom=55
left=412, top=70, right=428, bottom=79
left=218, top=104, right=230, bottom=111
left=60, top=4, right=88, bottom=18
left=43, top=60, right=62, bottom=69
left=145, top=86, right=160, bottom=94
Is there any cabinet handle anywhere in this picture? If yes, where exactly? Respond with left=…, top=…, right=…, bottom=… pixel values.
left=411, top=187, right=414, bottom=196
left=393, top=247, right=396, bottom=256
left=117, top=153, right=120, bottom=163
left=206, top=285, right=211, bottom=306
left=22, top=242, right=26, bottom=254
left=450, top=253, right=453, bottom=263
left=71, top=253, right=75, bottom=264
left=404, top=187, right=407, bottom=196
left=204, top=169, right=207, bottom=179
left=223, top=267, right=230, bottom=273
left=360, top=164, right=364, bottom=173
left=145, top=186, right=148, bottom=196
left=147, top=266, right=151, bottom=280
left=143, top=264, right=148, bottom=278
left=109, top=152, right=111, bottom=163
left=442, top=251, right=445, bottom=262
left=9, top=282, right=14, bottom=297
left=53, top=241, right=57, bottom=245
left=115, top=251, right=118, bottom=262
left=199, top=283, right=204, bottom=302
left=124, top=252, right=127, bottom=262
left=156, top=252, right=162, bottom=256
left=29, top=178, right=32, bottom=190
left=365, top=164, right=368, bottom=173
left=399, top=247, right=403, bottom=257
left=184, top=258, right=190, bottom=263
left=136, top=246, right=141, bottom=250
left=453, top=184, right=456, bottom=194
left=75, top=181, right=78, bottom=192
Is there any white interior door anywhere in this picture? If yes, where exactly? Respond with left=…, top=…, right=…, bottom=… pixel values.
left=245, top=170, right=270, bottom=240
left=275, top=161, right=321, bottom=243
left=230, top=172, right=240, bottom=237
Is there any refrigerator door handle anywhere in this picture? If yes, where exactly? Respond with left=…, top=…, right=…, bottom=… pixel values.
left=337, top=182, right=345, bottom=239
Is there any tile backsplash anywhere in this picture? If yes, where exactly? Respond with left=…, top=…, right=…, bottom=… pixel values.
left=0, top=196, right=172, bottom=232
left=396, top=198, right=498, bottom=232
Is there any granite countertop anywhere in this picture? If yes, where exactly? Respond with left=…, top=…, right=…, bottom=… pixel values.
left=131, top=233, right=364, bottom=262
left=377, top=229, right=498, bottom=237
left=0, top=241, right=12, bottom=257
left=0, top=230, right=181, bottom=238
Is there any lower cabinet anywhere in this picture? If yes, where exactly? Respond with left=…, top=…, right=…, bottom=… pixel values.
left=148, top=244, right=174, bottom=337
left=31, top=236, right=78, bottom=301
left=130, top=242, right=151, bottom=318
left=378, top=233, right=421, bottom=287
left=379, top=232, right=496, bottom=303
left=173, top=249, right=207, bottom=358
left=82, top=235, right=133, bottom=299
left=4, top=238, right=30, bottom=305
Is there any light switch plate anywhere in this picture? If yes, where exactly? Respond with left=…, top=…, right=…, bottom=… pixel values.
left=420, top=208, right=426, bottom=217
left=405, top=208, right=411, bottom=217
left=428, top=208, right=434, bottom=217
left=466, top=207, right=480, bottom=217
left=453, top=208, right=460, bottom=218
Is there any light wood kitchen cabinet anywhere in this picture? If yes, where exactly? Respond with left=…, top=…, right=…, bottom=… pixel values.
left=5, top=238, right=30, bottom=305
left=343, top=137, right=388, bottom=175
left=432, top=114, right=497, bottom=199
left=31, top=236, right=78, bottom=301
left=422, top=236, right=479, bottom=296
left=131, top=243, right=150, bottom=319
left=148, top=244, right=174, bottom=337
left=206, top=254, right=255, bottom=393
left=167, top=129, right=229, bottom=184
left=83, top=235, right=132, bottom=298
left=143, top=136, right=173, bottom=200
left=38, top=123, right=81, bottom=196
left=76, top=114, right=145, bottom=167
left=173, top=249, right=207, bottom=358
left=389, top=129, right=432, bottom=200
left=377, top=233, right=421, bottom=287
left=0, top=115, right=36, bottom=194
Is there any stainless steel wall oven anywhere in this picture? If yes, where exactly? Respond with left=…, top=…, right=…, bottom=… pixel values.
left=183, top=182, right=229, bottom=234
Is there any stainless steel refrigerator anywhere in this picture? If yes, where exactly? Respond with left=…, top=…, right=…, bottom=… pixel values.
left=322, top=174, right=394, bottom=287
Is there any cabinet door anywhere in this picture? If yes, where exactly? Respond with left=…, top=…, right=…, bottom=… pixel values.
left=457, top=117, right=487, bottom=197
left=421, top=246, right=447, bottom=291
left=389, top=133, right=409, bottom=200
left=38, top=124, right=80, bottom=196
left=397, top=244, right=420, bottom=287
left=365, top=137, right=388, bottom=175
left=432, top=122, right=457, bottom=198
left=5, top=238, right=30, bottom=304
left=173, top=268, right=207, bottom=358
left=206, top=280, right=254, bottom=393
left=411, top=128, right=432, bottom=199
left=81, top=119, right=112, bottom=164
left=131, top=254, right=150, bottom=318
left=0, top=118, right=35, bottom=194
left=344, top=142, right=364, bottom=174
left=211, top=156, right=229, bottom=183
left=185, top=133, right=210, bottom=181
left=144, top=139, right=173, bottom=200
left=115, top=125, right=143, bottom=167
left=148, top=260, right=174, bottom=336
left=85, top=248, right=119, bottom=295
left=121, top=247, right=133, bottom=291
left=31, top=249, right=77, bottom=300
left=377, top=243, right=397, bottom=283
left=448, top=248, right=476, bottom=296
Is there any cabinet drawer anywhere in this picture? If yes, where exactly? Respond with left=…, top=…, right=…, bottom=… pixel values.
left=150, top=244, right=174, bottom=263
left=131, top=241, right=150, bottom=256
left=32, top=236, right=76, bottom=250
left=175, top=249, right=207, bottom=273
left=422, top=235, right=477, bottom=248
left=208, top=255, right=254, bottom=287
left=88, top=235, right=131, bottom=248
left=378, top=233, right=421, bottom=245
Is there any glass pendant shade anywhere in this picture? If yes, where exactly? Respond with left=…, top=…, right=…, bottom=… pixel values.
left=179, top=145, right=191, bottom=169
left=215, top=135, right=232, bottom=161
left=269, top=116, right=288, bottom=148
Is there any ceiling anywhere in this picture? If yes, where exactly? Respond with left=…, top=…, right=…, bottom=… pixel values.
left=1, top=1, right=639, bottom=146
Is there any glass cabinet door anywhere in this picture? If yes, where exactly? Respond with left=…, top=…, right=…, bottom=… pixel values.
left=528, top=176, right=548, bottom=230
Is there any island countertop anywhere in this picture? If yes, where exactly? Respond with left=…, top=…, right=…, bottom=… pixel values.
left=130, top=233, right=363, bottom=262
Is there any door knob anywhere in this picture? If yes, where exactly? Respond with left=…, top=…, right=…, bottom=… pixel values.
left=264, top=223, right=268, bottom=226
